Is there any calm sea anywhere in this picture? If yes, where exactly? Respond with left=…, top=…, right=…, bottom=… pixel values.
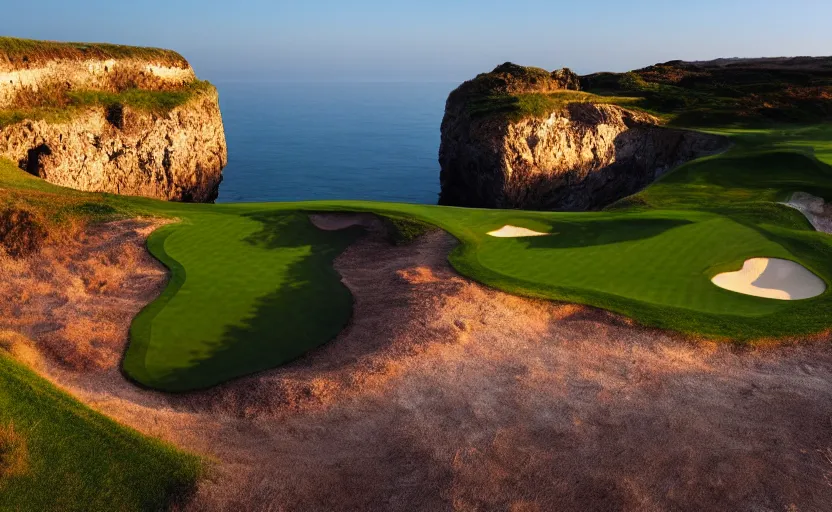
left=214, top=81, right=456, bottom=204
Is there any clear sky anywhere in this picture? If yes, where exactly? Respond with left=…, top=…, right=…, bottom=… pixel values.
left=2, top=0, right=831, bottom=82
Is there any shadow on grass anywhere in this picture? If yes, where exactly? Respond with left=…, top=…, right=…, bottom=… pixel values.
left=152, top=212, right=364, bottom=391
left=514, top=217, right=692, bottom=250
left=648, top=151, right=832, bottom=207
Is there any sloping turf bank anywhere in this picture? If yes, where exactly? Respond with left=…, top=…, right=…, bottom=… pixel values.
left=0, top=351, right=201, bottom=511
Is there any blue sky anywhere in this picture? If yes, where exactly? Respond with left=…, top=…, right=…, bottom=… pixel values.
left=2, top=0, right=831, bottom=82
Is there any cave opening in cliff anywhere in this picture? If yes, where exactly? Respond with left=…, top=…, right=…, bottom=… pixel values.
left=106, top=103, right=125, bottom=129
left=20, top=144, right=52, bottom=177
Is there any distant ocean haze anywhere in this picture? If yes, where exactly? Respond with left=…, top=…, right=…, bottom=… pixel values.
left=214, top=81, right=455, bottom=204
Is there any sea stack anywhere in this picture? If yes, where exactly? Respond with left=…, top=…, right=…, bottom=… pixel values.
left=0, top=38, right=227, bottom=202
left=438, top=62, right=728, bottom=210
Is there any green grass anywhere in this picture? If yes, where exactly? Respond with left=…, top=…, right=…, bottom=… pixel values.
left=382, top=214, right=437, bottom=245
left=582, top=66, right=832, bottom=128
left=469, top=90, right=643, bottom=120
left=0, top=352, right=201, bottom=511
left=0, top=80, right=214, bottom=129
left=67, top=80, right=213, bottom=115
left=125, top=211, right=363, bottom=391
left=0, top=106, right=77, bottom=129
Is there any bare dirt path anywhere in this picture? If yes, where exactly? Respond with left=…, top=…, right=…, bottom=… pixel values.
left=2, top=215, right=832, bottom=511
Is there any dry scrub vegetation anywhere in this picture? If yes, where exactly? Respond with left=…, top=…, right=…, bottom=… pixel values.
left=0, top=216, right=166, bottom=371
left=3, top=214, right=832, bottom=511
left=0, top=37, right=189, bottom=68
left=0, top=423, right=28, bottom=481
left=0, top=208, right=47, bottom=257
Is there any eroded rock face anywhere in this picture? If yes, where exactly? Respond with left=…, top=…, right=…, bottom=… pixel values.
left=0, top=48, right=227, bottom=202
left=0, top=58, right=195, bottom=109
left=0, top=88, right=227, bottom=202
left=439, top=67, right=730, bottom=211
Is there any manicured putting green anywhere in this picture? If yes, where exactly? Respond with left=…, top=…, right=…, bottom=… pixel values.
left=125, top=212, right=362, bottom=391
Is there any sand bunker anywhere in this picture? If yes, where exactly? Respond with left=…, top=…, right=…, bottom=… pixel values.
left=711, top=258, right=826, bottom=300
left=783, top=192, right=832, bottom=234
left=487, top=225, right=549, bottom=238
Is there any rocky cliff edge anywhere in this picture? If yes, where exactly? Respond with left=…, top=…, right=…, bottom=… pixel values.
left=439, top=63, right=729, bottom=210
left=0, top=37, right=227, bottom=202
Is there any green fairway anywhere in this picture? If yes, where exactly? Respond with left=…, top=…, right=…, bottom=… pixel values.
left=0, top=352, right=201, bottom=511
left=2, top=123, right=832, bottom=392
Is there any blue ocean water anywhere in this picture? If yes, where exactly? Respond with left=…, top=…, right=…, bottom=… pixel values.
left=214, top=81, right=456, bottom=204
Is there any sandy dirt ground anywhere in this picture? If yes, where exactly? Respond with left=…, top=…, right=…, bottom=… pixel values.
left=786, top=192, right=832, bottom=235
left=2, top=215, right=832, bottom=511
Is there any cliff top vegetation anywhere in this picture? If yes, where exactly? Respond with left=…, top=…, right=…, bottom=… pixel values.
left=585, top=58, right=832, bottom=126
left=467, top=89, right=643, bottom=121
left=456, top=58, right=832, bottom=127
left=0, top=37, right=189, bottom=67
left=0, top=79, right=215, bottom=128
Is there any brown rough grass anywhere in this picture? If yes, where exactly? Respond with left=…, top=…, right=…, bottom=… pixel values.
left=3, top=214, right=832, bottom=511
left=0, top=217, right=167, bottom=371
left=0, top=37, right=188, bottom=68
left=0, top=423, right=28, bottom=481
left=0, top=208, right=48, bottom=258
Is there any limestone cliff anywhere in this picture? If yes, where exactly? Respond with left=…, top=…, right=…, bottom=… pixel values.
left=0, top=38, right=226, bottom=202
left=439, top=63, right=729, bottom=210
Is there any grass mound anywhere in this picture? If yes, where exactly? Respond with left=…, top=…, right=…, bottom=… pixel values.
left=65, top=80, right=213, bottom=115
left=0, top=352, right=201, bottom=511
left=456, top=58, right=832, bottom=127
left=382, top=215, right=436, bottom=245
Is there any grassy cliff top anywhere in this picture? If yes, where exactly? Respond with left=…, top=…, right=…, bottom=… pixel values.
left=0, top=36, right=189, bottom=67
left=456, top=58, right=832, bottom=127
left=466, top=89, right=643, bottom=121
left=460, top=62, right=580, bottom=95
left=451, top=62, right=600, bottom=121
left=582, top=58, right=832, bottom=127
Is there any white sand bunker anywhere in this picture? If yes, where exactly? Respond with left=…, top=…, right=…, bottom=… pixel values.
left=487, top=225, right=550, bottom=238
left=711, top=258, right=826, bottom=300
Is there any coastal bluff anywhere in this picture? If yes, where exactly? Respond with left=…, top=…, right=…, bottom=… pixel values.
left=0, top=38, right=227, bottom=202
left=439, top=63, right=729, bottom=210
